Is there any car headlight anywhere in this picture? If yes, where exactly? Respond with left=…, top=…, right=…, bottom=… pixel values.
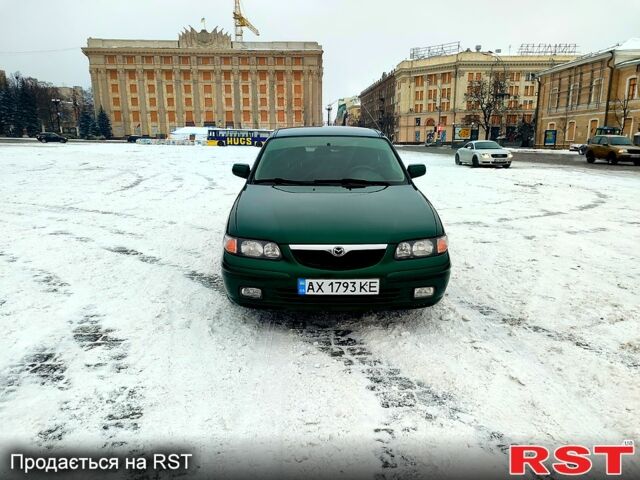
left=507, top=152, right=513, bottom=158
left=395, top=235, right=448, bottom=259
left=618, top=149, right=627, bottom=154
left=481, top=153, right=491, bottom=158
left=224, top=235, right=281, bottom=260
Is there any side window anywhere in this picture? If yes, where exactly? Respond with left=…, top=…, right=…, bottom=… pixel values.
left=591, top=136, right=600, bottom=145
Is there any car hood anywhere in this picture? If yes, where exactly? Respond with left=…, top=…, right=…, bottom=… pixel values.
left=229, top=184, right=441, bottom=244
left=473, top=148, right=510, bottom=155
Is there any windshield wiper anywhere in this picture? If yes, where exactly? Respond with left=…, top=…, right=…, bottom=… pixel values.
left=312, top=178, right=390, bottom=187
left=253, top=178, right=316, bottom=185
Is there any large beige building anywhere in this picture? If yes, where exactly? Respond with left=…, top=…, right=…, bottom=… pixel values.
left=361, top=48, right=576, bottom=143
left=82, top=27, right=323, bottom=137
left=535, top=39, right=640, bottom=148
left=394, top=50, right=576, bottom=143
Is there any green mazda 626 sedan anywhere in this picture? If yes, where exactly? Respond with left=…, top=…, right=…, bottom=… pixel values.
left=221, top=126, right=451, bottom=311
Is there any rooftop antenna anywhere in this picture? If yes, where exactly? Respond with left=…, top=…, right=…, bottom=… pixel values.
left=233, top=0, right=259, bottom=42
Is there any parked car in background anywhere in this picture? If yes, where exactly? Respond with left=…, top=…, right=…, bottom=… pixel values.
left=222, top=126, right=451, bottom=311
left=455, top=140, right=513, bottom=168
left=126, top=135, right=150, bottom=143
left=36, top=132, right=67, bottom=143
left=584, top=135, right=640, bottom=165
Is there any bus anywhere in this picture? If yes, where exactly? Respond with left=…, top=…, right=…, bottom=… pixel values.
left=207, top=128, right=272, bottom=147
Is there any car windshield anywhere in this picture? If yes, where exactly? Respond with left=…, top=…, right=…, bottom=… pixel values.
left=474, top=141, right=501, bottom=149
left=609, top=136, right=632, bottom=146
left=252, top=136, right=407, bottom=185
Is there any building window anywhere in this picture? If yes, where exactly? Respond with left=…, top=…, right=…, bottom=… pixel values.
left=166, top=84, right=174, bottom=95
left=294, top=110, right=302, bottom=122
left=415, top=90, right=423, bottom=101
left=260, top=111, right=268, bottom=122
left=224, top=84, right=232, bottom=94
left=129, top=84, right=137, bottom=94
left=180, top=56, right=190, bottom=65
left=185, top=111, right=194, bottom=123
left=167, top=97, right=175, bottom=107
left=125, top=56, right=135, bottom=64
left=223, top=71, right=231, bottom=81
left=204, top=97, right=213, bottom=107
left=241, top=84, right=249, bottom=95
left=241, top=71, right=249, bottom=82
left=259, top=71, right=267, bottom=81
left=627, top=77, right=637, bottom=99
left=294, top=84, right=302, bottom=95
left=275, top=57, right=284, bottom=66
left=147, top=84, right=156, bottom=94
left=167, top=111, right=176, bottom=122
left=293, top=71, right=302, bottom=82
left=441, top=72, right=452, bottom=84
left=293, top=57, right=302, bottom=66
left=277, top=110, right=285, bottom=122
left=566, top=121, right=576, bottom=141
left=111, top=84, right=118, bottom=94
left=415, top=131, right=421, bottom=142
left=113, top=111, right=122, bottom=122
left=164, top=71, right=172, bottom=81
left=414, top=76, right=424, bottom=87
left=415, top=117, right=421, bottom=126
left=106, top=55, right=116, bottom=64
left=225, top=97, right=232, bottom=107
left=467, top=72, right=474, bottom=82
left=200, top=57, right=212, bottom=65
left=149, top=97, right=156, bottom=107
left=414, top=104, right=423, bottom=112
left=145, top=71, right=154, bottom=81
left=184, top=84, right=192, bottom=94
left=589, top=78, right=601, bottom=104
left=243, top=110, right=251, bottom=122
left=222, top=57, right=231, bottom=65
left=294, top=97, right=302, bottom=107
left=128, top=71, right=136, bottom=80
left=185, top=97, right=192, bottom=107
left=182, top=71, right=191, bottom=81
left=440, top=116, right=447, bottom=126
left=131, top=111, right=140, bottom=122
left=112, top=97, right=120, bottom=107
left=259, top=84, right=267, bottom=94
left=525, top=72, right=535, bottom=82
left=109, top=70, right=117, bottom=80
left=131, top=97, right=138, bottom=107
left=202, top=71, right=212, bottom=81
left=277, top=97, right=285, bottom=107
left=204, top=85, right=212, bottom=95
left=257, top=57, right=266, bottom=66
left=240, top=57, right=249, bottom=66
left=162, top=56, right=172, bottom=65
left=260, top=97, right=267, bottom=107
left=144, top=56, right=153, bottom=65
left=150, top=111, right=158, bottom=122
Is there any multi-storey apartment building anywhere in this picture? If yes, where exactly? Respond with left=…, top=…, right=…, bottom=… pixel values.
left=391, top=50, right=576, bottom=143
left=535, top=39, right=640, bottom=147
left=82, top=27, right=323, bottom=137
left=359, top=71, right=396, bottom=139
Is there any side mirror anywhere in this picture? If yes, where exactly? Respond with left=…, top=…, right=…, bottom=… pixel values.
left=407, top=164, right=426, bottom=179
left=232, top=163, right=250, bottom=179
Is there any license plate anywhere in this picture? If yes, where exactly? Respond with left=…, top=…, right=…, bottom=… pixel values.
left=298, top=278, right=380, bottom=296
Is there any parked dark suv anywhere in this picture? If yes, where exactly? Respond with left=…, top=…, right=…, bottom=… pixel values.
left=585, top=135, right=640, bottom=166
left=36, top=132, right=67, bottom=143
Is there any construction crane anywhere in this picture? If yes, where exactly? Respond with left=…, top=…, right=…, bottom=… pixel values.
left=233, top=0, right=259, bottom=42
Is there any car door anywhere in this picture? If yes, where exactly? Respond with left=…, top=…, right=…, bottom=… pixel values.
left=465, top=142, right=475, bottom=164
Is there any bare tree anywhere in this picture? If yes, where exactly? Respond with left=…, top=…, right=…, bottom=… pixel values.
left=464, top=71, right=510, bottom=139
left=612, top=96, right=631, bottom=132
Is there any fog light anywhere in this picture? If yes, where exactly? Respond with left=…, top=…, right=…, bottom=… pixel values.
left=414, top=287, right=434, bottom=298
left=241, top=287, right=262, bottom=299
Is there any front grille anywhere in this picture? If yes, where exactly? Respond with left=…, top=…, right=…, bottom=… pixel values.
left=491, top=153, right=508, bottom=158
left=291, top=249, right=386, bottom=270
left=628, top=149, right=640, bottom=155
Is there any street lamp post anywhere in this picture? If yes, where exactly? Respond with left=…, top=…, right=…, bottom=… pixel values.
left=326, top=104, right=333, bottom=126
left=51, top=98, right=62, bottom=133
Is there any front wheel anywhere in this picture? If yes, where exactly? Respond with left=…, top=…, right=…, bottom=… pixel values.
left=255, top=141, right=263, bottom=148
left=608, top=153, right=618, bottom=165
left=503, top=163, right=511, bottom=168
left=472, top=156, right=479, bottom=168
left=634, top=159, right=640, bottom=166
left=455, top=153, right=461, bottom=165
left=217, top=140, right=226, bottom=147
left=586, top=151, right=595, bottom=163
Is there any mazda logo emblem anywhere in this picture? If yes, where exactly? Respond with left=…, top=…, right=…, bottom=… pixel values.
left=331, top=246, right=346, bottom=257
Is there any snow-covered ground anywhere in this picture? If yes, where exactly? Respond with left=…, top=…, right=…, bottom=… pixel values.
left=0, top=143, right=638, bottom=478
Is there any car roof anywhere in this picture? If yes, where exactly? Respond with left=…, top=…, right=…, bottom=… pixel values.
left=271, top=126, right=384, bottom=138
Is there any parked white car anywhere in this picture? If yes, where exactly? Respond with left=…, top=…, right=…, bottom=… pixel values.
left=455, top=140, right=513, bottom=168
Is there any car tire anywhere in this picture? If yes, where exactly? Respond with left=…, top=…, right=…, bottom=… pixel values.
left=61, top=139, right=67, bottom=143
left=217, top=140, right=226, bottom=147
left=634, top=159, right=640, bottom=166
left=503, top=163, right=511, bottom=168
left=608, top=153, right=618, bottom=165
left=472, top=156, right=479, bottom=168
left=586, top=151, right=595, bottom=163
left=455, top=153, right=461, bottom=165
left=255, top=141, right=263, bottom=148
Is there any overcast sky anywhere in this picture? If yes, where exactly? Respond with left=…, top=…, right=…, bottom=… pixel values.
left=1, top=0, right=639, bottom=112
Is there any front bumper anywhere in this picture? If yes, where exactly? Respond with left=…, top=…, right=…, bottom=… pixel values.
left=221, top=248, right=451, bottom=311
left=479, top=156, right=511, bottom=165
